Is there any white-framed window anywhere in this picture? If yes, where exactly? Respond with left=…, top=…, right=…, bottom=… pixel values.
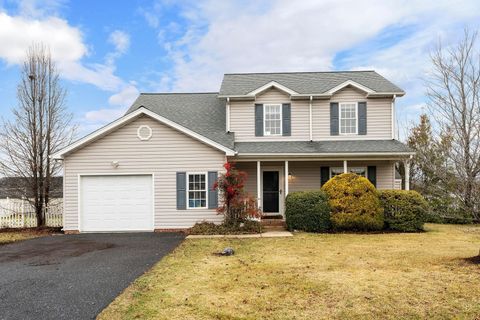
left=187, top=173, right=207, bottom=209
left=330, top=167, right=367, bottom=178
left=264, top=104, right=282, bottom=136
left=339, top=102, right=358, bottom=134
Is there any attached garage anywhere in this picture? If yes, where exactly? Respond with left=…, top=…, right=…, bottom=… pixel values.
left=80, top=175, right=154, bottom=232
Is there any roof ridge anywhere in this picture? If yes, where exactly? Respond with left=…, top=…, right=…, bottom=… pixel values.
left=140, top=92, right=219, bottom=95
left=224, top=70, right=376, bottom=75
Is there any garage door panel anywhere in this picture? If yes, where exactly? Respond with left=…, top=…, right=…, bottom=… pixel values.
left=80, top=175, right=153, bottom=232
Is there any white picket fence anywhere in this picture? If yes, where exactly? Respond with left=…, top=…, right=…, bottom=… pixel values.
left=0, top=198, right=63, bottom=228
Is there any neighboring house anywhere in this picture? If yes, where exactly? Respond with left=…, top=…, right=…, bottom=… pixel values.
left=0, top=177, right=63, bottom=206
left=53, top=71, right=414, bottom=233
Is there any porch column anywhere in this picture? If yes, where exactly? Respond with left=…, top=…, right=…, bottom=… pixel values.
left=257, top=161, right=261, bottom=209
left=404, top=159, right=410, bottom=191
left=343, top=160, right=348, bottom=173
left=285, top=160, right=289, bottom=196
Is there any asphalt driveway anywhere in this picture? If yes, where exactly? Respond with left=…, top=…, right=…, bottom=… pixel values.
left=0, top=232, right=185, bottom=320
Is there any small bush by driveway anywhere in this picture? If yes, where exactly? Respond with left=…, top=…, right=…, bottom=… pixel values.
left=0, top=232, right=184, bottom=320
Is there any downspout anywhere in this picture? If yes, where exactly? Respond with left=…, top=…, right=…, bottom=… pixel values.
left=226, top=97, right=230, bottom=132
left=391, top=94, right=396, bottom=139
left=309, top=95, right=313, bottom=141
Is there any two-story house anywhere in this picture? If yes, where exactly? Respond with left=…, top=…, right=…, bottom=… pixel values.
left=53, top=71, right=413, bottom=233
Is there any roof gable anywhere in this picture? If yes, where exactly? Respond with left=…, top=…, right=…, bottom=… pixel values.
left=246, top=81, right=298, bottom=96
left=52, top=107, right=236, bottom=159
left=325, top=80, right=374, bottom=94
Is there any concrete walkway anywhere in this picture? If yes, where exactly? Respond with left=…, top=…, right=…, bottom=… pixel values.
left=186, top=231, right=293, bottom=239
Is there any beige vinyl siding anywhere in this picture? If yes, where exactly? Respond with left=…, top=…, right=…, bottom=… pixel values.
left=312, top=86, right=392, bottom=140
left=236, top=160, right=395, bottom=195
left=229, top=88, right=310, bottom=141
left=63, top=115, right=225, bottom=231
left=289, top=160, right=395, bottom=190
left=230, top=86, right=393, bottom=142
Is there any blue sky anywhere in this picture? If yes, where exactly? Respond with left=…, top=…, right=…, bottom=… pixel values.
left=1, top=0, right=480, bottom=138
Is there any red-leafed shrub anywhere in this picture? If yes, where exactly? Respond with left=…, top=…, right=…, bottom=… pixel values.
left=215, top=162, right=261, bottom=225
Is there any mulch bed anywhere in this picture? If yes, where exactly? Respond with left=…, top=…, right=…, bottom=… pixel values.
left=0, top=227, right=62, bottom=235
left=463, top=255, right=480, bottom=265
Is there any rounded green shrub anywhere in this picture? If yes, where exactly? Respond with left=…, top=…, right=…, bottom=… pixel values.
left=379, top=190, right=429, bottom=232
left=321, top=173, right=384, bottom=231
left=285, top=190, right=331, bottom=232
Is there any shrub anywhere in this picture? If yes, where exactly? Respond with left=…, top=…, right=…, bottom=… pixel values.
left=321, top=173, right=384, bottom=231
left=215, top=162, right=261, bottom=225
left=285, top=190, right=331, bottom=232
left=379, top=190, right=429, bottom=231
left=189, top=220, right=263, bottom=235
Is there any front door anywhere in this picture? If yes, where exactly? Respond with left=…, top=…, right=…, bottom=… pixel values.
left=262, top=171, right=280, bottom=214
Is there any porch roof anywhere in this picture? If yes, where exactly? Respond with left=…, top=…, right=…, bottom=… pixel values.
left=233, top=140, right=414, bottom=157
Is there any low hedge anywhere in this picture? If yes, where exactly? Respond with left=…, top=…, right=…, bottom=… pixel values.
left=285, top=190, right=331, bottom=232
left=379, top=190, right=429, bottom=232
left=321, top=173, right=384, bottom=231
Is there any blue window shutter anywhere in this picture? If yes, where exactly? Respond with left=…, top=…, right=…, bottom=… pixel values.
left=367, top=166, right=377, bottom=187
left=320, top=167, right=330, bottom=187
left=176, top=172, right=186, bottom=210
left=208, top=171, right=218, bottom=209
left=255, top=104, right=263, bottom=136
left=358, top=102, right=367, bottom=135
left=330, top=102, right=339, bottom=135
left=282, top=103, right=291, bottom=136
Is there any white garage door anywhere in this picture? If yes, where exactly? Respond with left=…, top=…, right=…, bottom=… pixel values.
left=80, top=175, right=153, bottom=232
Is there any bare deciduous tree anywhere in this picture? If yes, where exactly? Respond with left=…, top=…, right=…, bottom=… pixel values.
left=427, top=29, right=480, bottom=221
left=0, top=44, right=76, bottom=226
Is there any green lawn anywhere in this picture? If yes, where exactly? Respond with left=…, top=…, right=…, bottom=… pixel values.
left=99, top=224, right=480, bottom=320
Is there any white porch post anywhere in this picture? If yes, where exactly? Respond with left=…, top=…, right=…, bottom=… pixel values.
left=285, top=160, right=289, bottom=196
left=257, top=161, right=261, bottom=209
left=343, top=160, right=348, bottom=173
left=404, top=159, right=410, bottom=191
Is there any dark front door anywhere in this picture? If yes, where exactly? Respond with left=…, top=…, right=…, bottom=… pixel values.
left=263, top=171, right=279, bottom=213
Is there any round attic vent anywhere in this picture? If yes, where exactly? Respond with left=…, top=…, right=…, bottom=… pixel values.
left=137, top=125, right=152, bottom=141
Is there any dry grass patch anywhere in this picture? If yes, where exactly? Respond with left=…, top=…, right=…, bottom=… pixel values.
left=99, top=224, right=480, bottom=320
left=0, top=227, right=60, bottom=245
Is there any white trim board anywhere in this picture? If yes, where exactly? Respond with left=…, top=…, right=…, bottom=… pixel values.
left=52, top=107, right=236, bottom=159
left=326, top=80, right=375, bottom=95
left=247, top=81, right=298, bottom=96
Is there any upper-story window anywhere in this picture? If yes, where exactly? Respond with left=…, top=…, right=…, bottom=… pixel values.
left=339, top=102, right=358, bottom=135
left=264, top=104, right=282, bottom=136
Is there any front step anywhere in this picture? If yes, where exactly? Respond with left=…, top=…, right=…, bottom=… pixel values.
left=261, top=218, right=287, bottom=228
left=263, top=225, right=287, bottom=232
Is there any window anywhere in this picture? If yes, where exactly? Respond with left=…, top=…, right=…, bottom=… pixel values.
left=339, top=103, right=357, bottom=134
left=330, top=167, right=367, bottom=178
left=264, top=104, right=282, bottom=136
left=187, top=173, right=207, bottom=208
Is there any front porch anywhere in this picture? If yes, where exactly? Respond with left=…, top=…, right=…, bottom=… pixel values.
left=233, top=158, right=411, bottom=218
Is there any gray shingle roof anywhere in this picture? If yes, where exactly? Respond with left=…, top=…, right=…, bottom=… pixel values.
left=219, top=71, right=404, bottom=96
left=127, top=93, right=235, bottom=149
left=234, top=140, right=413, bottom=154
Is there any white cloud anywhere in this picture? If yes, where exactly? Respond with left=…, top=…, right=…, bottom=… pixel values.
left=159, top=0, right=414, bottom=92
left=84, top=108, right=125, bottom=123
left=108, top=30, right=130, bottom=55
left=108, top=84, right=139, bottom=107
left=0, top=9, right=126, bottom=91
left=0, top=12, right=86, bottom=65
left=80, top=84, right=139, bottom=131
